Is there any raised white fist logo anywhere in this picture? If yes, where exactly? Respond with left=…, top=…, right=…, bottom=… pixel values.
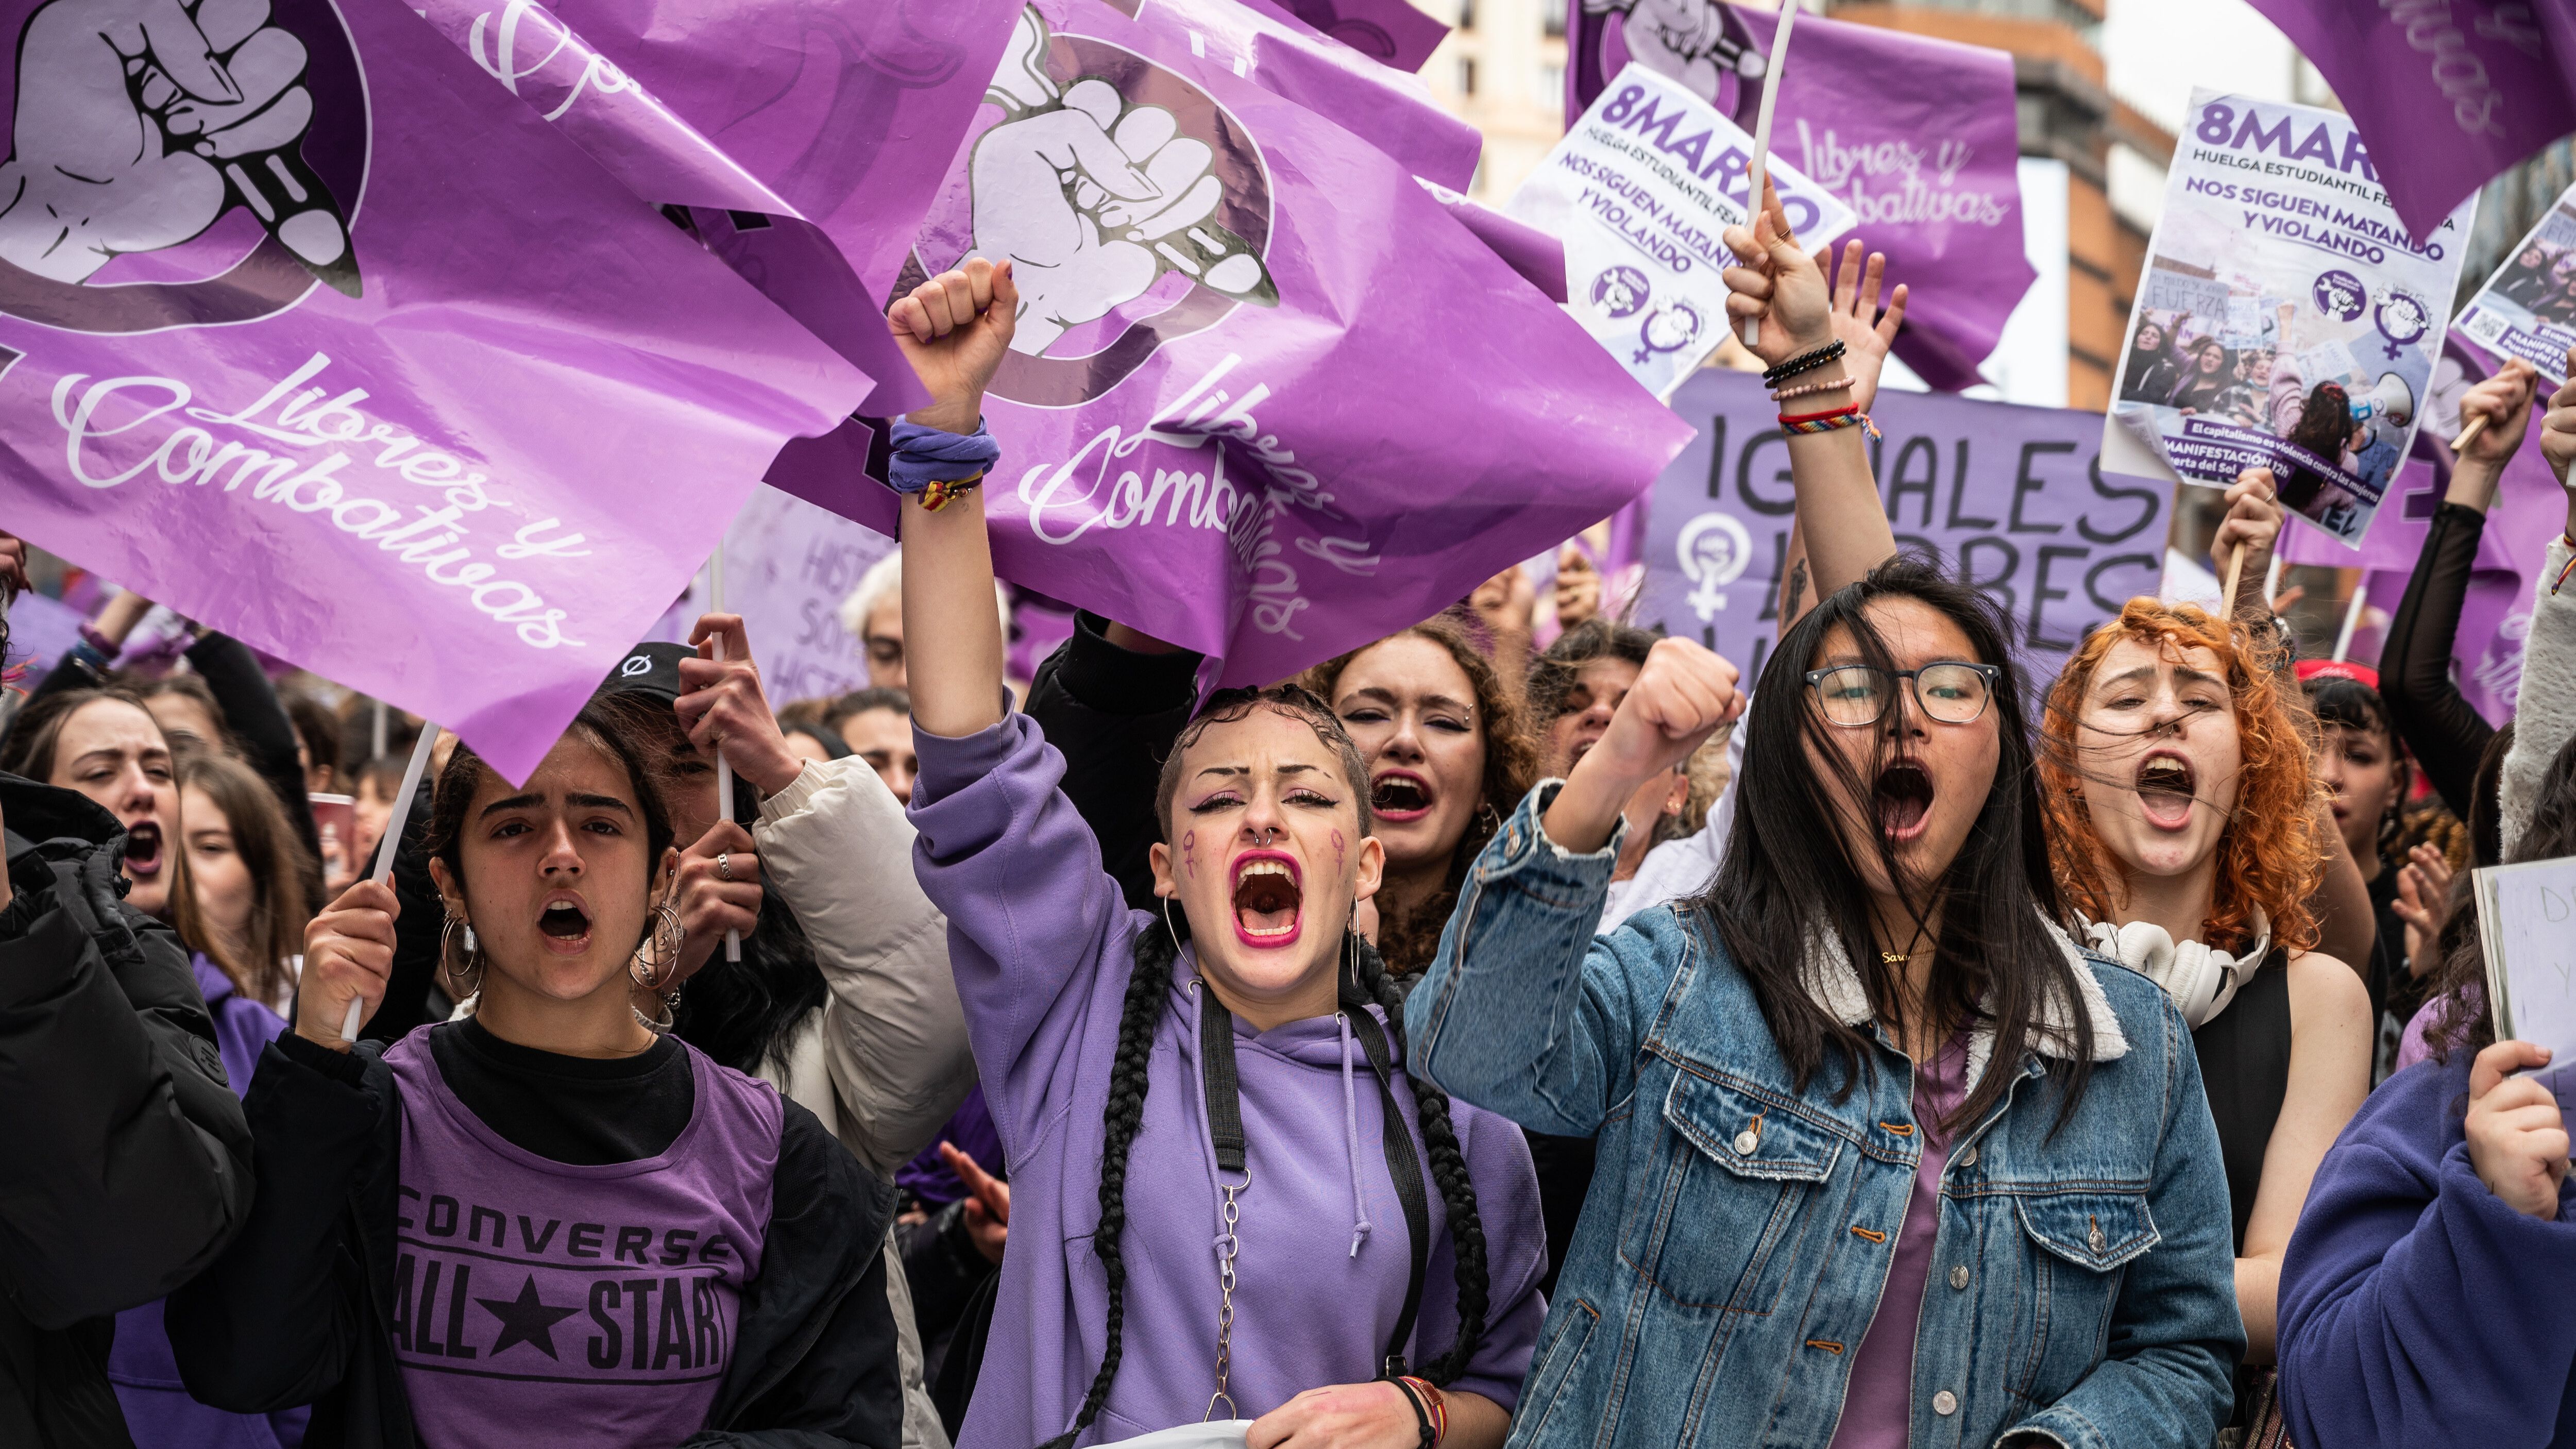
left=971, top=6, right=1275, bottom=357
left=0, top=0, right=356, bottom=293
left=1583, top=0, right=1762, bottom=106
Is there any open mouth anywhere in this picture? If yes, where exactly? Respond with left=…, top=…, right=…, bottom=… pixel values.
left=1873, top=762, right=1935, bottom=841
left=123, top=820, right=162, bottom=877
left=1229, top=851, right=1303, bottom=949
left=2134, top=752, right=2197, bottom=830
left=537, top=895, right=594, bottom=950
left=1370, top=770, right=1433, bottom=823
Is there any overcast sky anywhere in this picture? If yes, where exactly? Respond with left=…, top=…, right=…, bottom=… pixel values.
left=2102, top=0, right=2301, bottom=130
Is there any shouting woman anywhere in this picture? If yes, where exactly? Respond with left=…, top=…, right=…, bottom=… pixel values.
left=887, top=259, right=1547, bottom=1449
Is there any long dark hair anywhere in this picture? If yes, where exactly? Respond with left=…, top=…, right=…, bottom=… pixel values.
left=1053, top=685, right=1490, bottom=1448
left=2308, top=675, right=2412, bottom=866
left=176, top=750, right=314, bottom=1010
left=422, top=699, right=675, bottom=968
left=2429, top=729, right=2576, bottom=1062
left=583, top=690, right=825, bottom=1074
left=1702, top=554, right=2090, bottom=1132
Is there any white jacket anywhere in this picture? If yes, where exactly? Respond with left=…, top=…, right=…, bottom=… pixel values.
left=2502, top=533, right=2576, bottom=857
left=754, top=756, right=977, bottom=1449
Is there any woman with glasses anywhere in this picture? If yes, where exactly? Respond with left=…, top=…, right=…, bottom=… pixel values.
left=2033, top=571, right=2371, bottom=1435
left=1401, top=188, right=2239, bottom=1449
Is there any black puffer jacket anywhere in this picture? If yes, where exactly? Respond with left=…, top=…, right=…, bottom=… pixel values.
left=0, top=772, right=255, bottom=1447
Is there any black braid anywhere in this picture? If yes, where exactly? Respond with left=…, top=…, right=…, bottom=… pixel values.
left=1046, top=917, right=1178, bottom=1448
left=1351, top=932, right=1490, bottom=1386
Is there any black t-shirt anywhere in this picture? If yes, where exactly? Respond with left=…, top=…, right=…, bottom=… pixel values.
left=427, top=1017, right=694, bottom=1166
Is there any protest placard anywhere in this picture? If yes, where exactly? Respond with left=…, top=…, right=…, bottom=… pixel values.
left=710, top=488, right=896, bottom=706
left=779, top=0, right=1692, bottom=694
left=2276, top=341, right=2571, bottom=724
left=1635, top=370, right=2165, bottom=686
left=2475, top=855, right=2576, bottom=1103
left=0, top=0, right=867, bottom=784
left=2454, top=182, right=2576, bottom=384
left=1510, top=62, right=1852, bottom=400
left=1565, top=1, right=2032, bottom=390
left=2104, top=90, right=2474, bottom=550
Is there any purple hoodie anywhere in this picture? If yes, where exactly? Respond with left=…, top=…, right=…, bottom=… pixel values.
left=109, top=956, right=308, bottom=1449
left=907, top=713, right=1548, bottom=1449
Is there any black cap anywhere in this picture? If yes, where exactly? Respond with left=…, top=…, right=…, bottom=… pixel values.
left=600, top=642, right=692, bottom=706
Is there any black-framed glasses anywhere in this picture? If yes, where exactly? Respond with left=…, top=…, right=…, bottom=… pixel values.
left=1803, top=662, right=2001, bottom=728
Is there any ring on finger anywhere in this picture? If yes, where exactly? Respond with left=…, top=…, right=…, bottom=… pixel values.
left=717, top=852, right=733, bottom=883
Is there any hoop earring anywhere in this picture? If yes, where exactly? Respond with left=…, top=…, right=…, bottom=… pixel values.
left=440, top=914, right=485, bottom=1001
left=1478, top=802, right=1501, bottom=837
left=630, top=899, right=685, bottom=992
left=1161, top=894, right=1185, bottom=958
left=1346, top=912, right=1361, bottom=994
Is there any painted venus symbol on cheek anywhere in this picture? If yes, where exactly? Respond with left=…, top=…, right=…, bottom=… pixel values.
left=1330, top=828, right=1345, bottom=871
left=1183, top=830, right=1197, bottom=878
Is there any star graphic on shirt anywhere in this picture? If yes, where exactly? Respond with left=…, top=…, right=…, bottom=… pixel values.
left=477, top=1273, right=580, bottom=1360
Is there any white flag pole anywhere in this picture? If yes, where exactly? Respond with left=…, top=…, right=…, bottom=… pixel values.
left=2332, top=580, right=2369, bottom=663
left=710, top=545, right=740, bottom=963
left=1740, top=1, right=1799, bottom=347
left=348, top=722, right=439, bottom=1041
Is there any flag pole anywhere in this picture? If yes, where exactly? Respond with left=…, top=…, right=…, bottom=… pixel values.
left=710, top=546, right=740, bottom=964
left=1741, top=1, right=1799, bottom=347
left=348, top=722, right=439, bottom=1041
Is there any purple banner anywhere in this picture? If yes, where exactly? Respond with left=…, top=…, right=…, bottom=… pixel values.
left=420, top=0, right=1028, bottom=419
left=1635, top=370, right=2166, bottom=685
left=1566, top=0, right=2033, bottom=390
left=0, top=0, right=868, bottom=783
left=2247, top=0, right=2576, bottom=249
left=781, top=0, right=1690, bottom=692
left=1140, top=0, right=1479, bottom=189
left=1258, top=0, right=1448, bottom=73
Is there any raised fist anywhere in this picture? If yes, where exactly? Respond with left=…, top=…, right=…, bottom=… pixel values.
left=970, top=6, right=1273, bottom=357
left=0, top=0, right=316, bottom=281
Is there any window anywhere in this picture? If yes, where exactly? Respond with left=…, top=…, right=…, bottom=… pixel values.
left=1543, top=3, right=1565, bottom=36
left=1536, top=63, right=1564, bottom=104
left=1457, top=56, right=1477, bottom=95
left=1458, top=0, right=1476, bottom=29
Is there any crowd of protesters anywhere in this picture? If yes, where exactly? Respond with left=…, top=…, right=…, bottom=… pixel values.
left=2, top=192, right=2575, bottom=1449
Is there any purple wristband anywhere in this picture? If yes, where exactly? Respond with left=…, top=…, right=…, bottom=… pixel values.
left=889, top=420, right=1001, bottom=495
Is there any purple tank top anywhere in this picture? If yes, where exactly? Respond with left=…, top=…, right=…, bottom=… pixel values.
left=383, top=1031, right=784, bottom=1449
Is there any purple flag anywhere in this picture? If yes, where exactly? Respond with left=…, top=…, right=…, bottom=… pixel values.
left=1259, top=0, right=1450, bottom=73
left=1128, top=0, right=1480, bottom=190
left=779, top=0, right=1691, bottom=690
left=2279, top=341, right=2568, bottom=722
left=2246, top=0, right=2576, bottom=249
left=421, top=0, right=1028, bottom=419
left=1566, top=0, right=2032, bottom=390
left=1635, top=369, right=2167, bottom=684
left=0, top=0, right=868, bottom=783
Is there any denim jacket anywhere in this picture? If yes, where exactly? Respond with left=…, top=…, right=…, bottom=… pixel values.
left=1405, top=784, right=2242, bottom=1449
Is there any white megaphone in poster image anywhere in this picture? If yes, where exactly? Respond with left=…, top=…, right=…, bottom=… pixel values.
left=2351, top=371, right=2416, bottom=451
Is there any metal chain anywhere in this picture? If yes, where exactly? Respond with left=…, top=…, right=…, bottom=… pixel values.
left=1206, top=1174, right=1246, bottom=1421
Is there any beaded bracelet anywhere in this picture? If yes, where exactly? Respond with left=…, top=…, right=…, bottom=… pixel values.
left=1760, top=339, right=1846, bottom=386
left=1770, top=375, right=1853, bottom=404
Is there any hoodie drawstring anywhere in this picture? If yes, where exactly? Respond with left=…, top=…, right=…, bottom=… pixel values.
left=1337, top=1011, right=1372, bottom=1258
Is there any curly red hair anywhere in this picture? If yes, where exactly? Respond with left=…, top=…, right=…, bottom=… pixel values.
left=2037, top=598, right=2324, bottom=956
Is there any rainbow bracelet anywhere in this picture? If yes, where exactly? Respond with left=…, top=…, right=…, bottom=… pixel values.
left=1778, top=407, right=1880, bottom=440
left=2552, top=534, right=2574, bottom=596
